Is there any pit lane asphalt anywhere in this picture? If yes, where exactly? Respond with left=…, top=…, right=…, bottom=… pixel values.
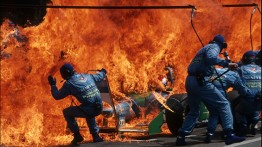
left=57, top=121, right=261, bottom=147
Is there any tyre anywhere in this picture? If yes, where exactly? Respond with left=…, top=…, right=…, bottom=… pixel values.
left=165, top=94, right=188, bottom=136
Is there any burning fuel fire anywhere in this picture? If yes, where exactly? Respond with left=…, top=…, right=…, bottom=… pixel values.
left=0, top=0, right=261, bottom=146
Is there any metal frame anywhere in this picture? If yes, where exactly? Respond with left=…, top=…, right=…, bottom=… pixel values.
left=0, top=4, right=196, bottom=10
left=87, top=70, right=119, bottom=133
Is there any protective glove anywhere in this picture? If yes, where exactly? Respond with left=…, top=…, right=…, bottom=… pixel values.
left=228, top=63, right=238, bottom=70
left=100, top=68, right=107, bottom=74
left=48, top=75, right=56, bottom=86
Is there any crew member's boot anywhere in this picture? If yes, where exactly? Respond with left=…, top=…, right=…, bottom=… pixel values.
left=204, top=132, right=214, bottom=143
left=236, top=124, right=248, bottom=137
left=71, top=131, right=84, bottom=145
left=225, top=130, right=245, bottom=145
left=249, top=124, right=257, bottom=135
left=92, top=132, right=103, bottom=142
left=176, top=132, right=186, bottom=146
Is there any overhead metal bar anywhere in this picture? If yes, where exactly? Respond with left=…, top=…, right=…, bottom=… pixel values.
left=0, top=4, right=196, bottom=10
left=222, top=3, right=258, bottom=7
left=222, top=3, right=261, bottom=15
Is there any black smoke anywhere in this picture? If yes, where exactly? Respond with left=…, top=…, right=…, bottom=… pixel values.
left=0, top=0, right=51, bottom=27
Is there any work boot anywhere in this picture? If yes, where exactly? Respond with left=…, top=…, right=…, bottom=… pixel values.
left=176, top=136, right=186, bottom=146
left=236, top=124, right=248, bottom=137
left=221, top=133, right=226, bottom=140
left=71, top=132, right=84, bottom=145
left=204, top=132, right=214, bottom=143
left=249, top=124, right=257, bottom=135
left=225, top=130, right=245, bottom=145
left=92, top=133, right=103, bottom=142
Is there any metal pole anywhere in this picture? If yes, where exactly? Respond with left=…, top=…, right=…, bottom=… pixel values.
left=0, top=4, right=196, bottom=9
left=211, top=69, right=230, bottom=82
left=222, top=3, right=258, bottom=7
left=211, top=51, right=231, bottom=82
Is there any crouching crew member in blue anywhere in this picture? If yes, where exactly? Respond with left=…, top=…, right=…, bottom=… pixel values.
left=205, top=68, right=254, bottom=143
left=234, top=50, right=261, bottom=136
left=48, top=63, right=107, bottom=145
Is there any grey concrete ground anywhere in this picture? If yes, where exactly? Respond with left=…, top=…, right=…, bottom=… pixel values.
left=55, top=121, right=261, bottom=147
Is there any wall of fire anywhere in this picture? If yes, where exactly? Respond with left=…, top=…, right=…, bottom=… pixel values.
left=0, top=0, right=261, bottom=146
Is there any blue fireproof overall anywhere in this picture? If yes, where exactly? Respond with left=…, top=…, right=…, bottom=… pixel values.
left=207, top=68, right=254, bottom=134
left=235, top=64, right=261, bottom=129
left=50, top=71, right=106, bottom=134
left=178, top=43, right=233, bottom=135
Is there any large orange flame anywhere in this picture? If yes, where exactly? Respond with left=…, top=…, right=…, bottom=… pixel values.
left=1, top=0, right=261, bottom=146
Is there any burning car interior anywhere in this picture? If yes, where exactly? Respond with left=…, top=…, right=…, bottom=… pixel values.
left=0, top=0, right=261, bottom=146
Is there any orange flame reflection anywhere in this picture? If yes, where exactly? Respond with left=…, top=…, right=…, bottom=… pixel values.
left=1, top=0, right=261, bottom=146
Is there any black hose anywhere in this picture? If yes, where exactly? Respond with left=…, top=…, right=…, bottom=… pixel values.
left=250, top=12, right=253, bottom=50
left=190, top=8, right=204, bottom=47
left=190, top=7, right=229, bottom=99
left=222, top=3, right=262, bottom=51
left=250, top=6, right=257, bottom=51
left=257, top=7, right=262, bottom=14
left=250, top=5, right=262, bottom=51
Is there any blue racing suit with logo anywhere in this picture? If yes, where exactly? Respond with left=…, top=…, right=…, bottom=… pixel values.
left=179, top=43, right=232, bottom=135
left=50, top=71, right=106, bottom=134
left=207, top=68, right=254, bottom=134
left=235, top=64, right=261, bottom=128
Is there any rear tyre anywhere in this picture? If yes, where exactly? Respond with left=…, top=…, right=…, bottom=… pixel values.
left=165, top=94, right=188, bottom=136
